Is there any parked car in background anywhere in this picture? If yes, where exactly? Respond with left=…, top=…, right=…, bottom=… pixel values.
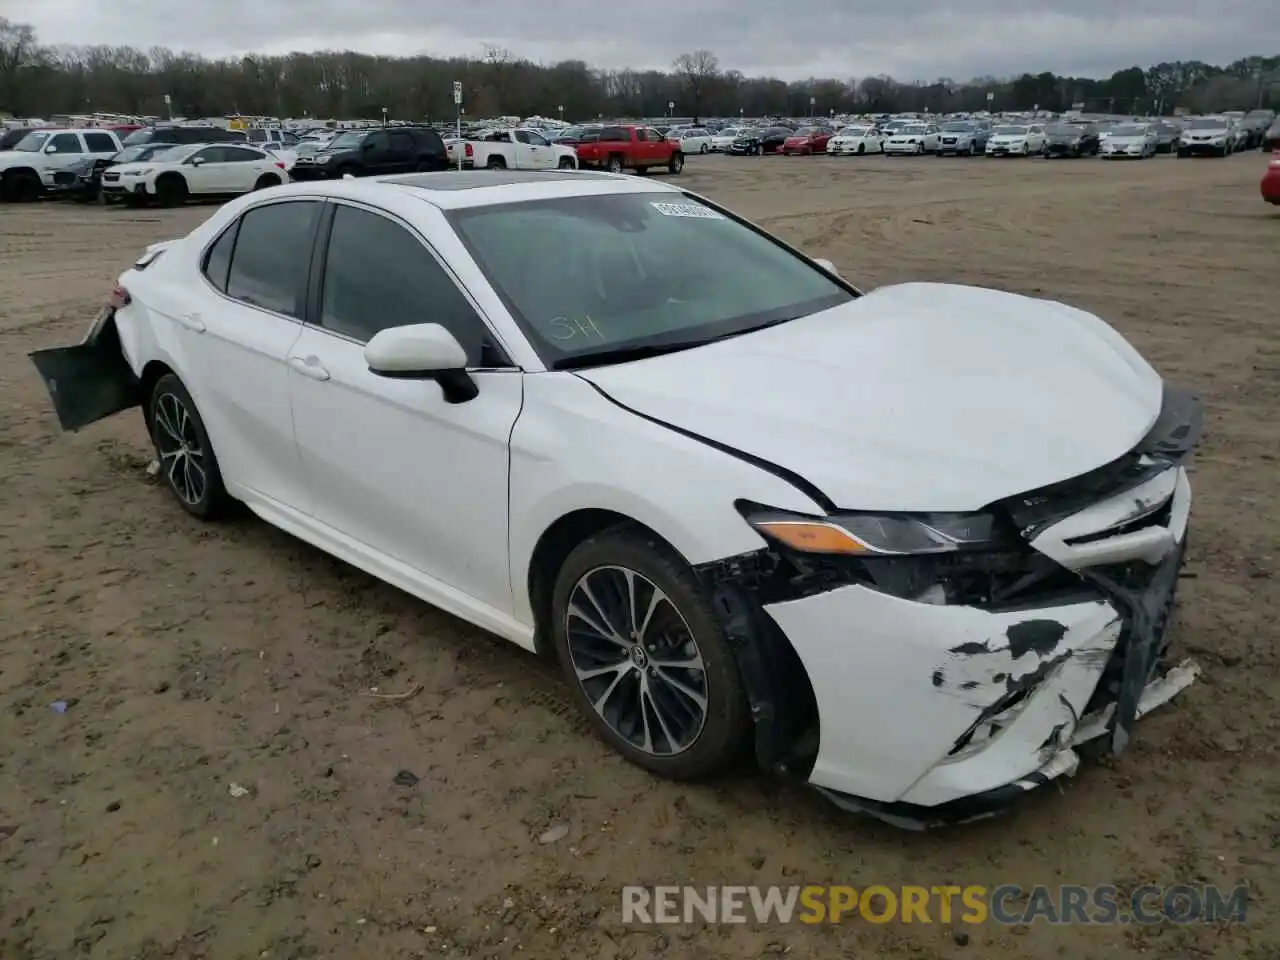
left=466, top=128, right=578, bottom=170
left=0, top=128, right=123, bottom=202
left=669, top=127, right=713, bottom=154
left=1264, top=118, right=1280, bottom=152
left=1101, top=123, right=1158, bottom=159
left=985, top=124, right=1047, bottom=157
left=728, top=126, right=791, bottom=155
left=710, top=127, right=750, bottom=151
left=56, top=143, right=175, bottom=202
left=31, top=170, right=1203, bottom=830
left=1178, top=117, right=1235, bottom=157
left=575, top=125, right=683, bottom=174
left=1241, top=110, right=1276, bottom=149
left=934, top=121, right=984, bottom=156
left=289, top=126, right=449, bottom=179
left=781, top=127, right=833, bottom=155
left=122, top=125, right=247, bottom=148
left=884, top=123, right=940, bottom=155
left=1043, top=123, right=1100, bottom=158
left=1262, top=151, right=1280, bottom=204
left=1153, top=122, right=1182, bottom=154
left=1, top=126, right=47, bottom=151
left=826, top=124, right=883, bottom=156
left=244, top=128, right=300, bottom=149
left=101, top=142, right=286, bottom=206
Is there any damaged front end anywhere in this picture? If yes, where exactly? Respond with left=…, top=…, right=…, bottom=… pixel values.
left=696, top=384, right=1204, bottom=829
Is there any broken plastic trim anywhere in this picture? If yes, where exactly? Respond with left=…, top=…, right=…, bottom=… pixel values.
left=28, top=308, right=143, bottom=432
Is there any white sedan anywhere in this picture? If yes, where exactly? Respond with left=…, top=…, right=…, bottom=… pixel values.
left=826, top=125, right=884, bottom=156
left=669, top=127, right=713, bottom=153
left=986, top=124, right=1048, bottom=156
left=883, top=124, right=939, bottom=155
left=101, top=142, right=288, bottom=206
left=31, top=170, right=1202, bottom=828
left=709, top=127, right=749, bottom=151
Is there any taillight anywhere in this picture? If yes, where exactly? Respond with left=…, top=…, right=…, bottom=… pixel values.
left=275, top=161, right=286, bottom=169
left=464, top=143, right=473, bottom=157
left=109, top=284, right=131, bottom=310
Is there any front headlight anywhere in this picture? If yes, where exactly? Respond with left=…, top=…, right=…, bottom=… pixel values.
left=313, top=153, right=331, bottom=162
left=128, top=168, right=152, bottom=175
left=739, top=504, right=1000, bottom=556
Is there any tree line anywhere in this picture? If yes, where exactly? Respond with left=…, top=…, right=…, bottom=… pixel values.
left=2, top=19, right=1277, bottom=124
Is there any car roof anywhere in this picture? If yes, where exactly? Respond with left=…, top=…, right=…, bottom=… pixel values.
left=373, top=169, right=683, bottom=209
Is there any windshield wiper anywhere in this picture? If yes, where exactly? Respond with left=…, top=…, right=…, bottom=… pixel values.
left=552, top=339, right=710, bottom=370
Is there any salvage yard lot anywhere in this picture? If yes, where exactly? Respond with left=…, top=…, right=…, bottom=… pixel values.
left=1, top=154, right=1278, bottom=959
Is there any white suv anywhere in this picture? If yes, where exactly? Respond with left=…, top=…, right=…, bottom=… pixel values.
left=0, top=128, right=123, bottom=202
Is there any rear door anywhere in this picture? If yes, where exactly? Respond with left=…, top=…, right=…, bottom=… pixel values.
left=165, top=199, right=322, bottom=510
left=219, top=145, right=271, bottom=192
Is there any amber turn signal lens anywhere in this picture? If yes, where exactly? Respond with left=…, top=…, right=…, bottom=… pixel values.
left=753, top=521, right=869, bottom=554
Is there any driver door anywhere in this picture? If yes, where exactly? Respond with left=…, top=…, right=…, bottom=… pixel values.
left=287, top=202, right=523, bottom=615
left=185, top=146, right=230, bottom=192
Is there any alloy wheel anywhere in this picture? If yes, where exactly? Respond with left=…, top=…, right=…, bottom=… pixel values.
left=152, top=391, right=208, bottom=506
left=564, top=565, right=708, bottom=756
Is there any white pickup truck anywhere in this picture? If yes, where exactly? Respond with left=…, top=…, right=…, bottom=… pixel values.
left=460, top=128, right=578, bottom=170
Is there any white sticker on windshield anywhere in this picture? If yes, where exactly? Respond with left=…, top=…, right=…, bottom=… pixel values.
left=650, top=201, right=725, bottom=220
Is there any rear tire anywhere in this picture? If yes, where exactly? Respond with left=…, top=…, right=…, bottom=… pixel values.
left=486, top=156, right=507, bottom=169
left=146, top=374, right=229, bottom=521
left=551, top=526, right=752, bottom=780
left=606, top=154, right=625, bottom=174
left=253, top=173, right=281, bottom=190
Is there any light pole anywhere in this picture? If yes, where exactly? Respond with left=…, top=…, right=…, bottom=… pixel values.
left=558, top=104, right=564, bottom=122
left=809, top=95, right=816, bottom=117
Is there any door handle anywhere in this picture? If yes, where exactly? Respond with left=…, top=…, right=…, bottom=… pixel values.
left=288, top=356, right=330, bottom=381
left=175, top=312, right=205, bottom=333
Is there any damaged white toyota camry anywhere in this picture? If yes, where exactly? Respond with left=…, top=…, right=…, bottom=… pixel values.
left=31, top=170, right=1202, bottom=828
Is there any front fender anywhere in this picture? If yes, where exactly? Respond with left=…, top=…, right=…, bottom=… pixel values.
left=507, top=373, right=825, bottom=626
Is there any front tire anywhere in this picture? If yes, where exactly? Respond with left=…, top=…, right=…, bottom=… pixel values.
left=551, top=527, right=751, bottom=780
left=558, top=156, right=575, bottom=169
left=146, top=374, right=229, bottom=520
left=154, top=174, right=187, bottom=208
left=667, top=152, right=684, bottom=174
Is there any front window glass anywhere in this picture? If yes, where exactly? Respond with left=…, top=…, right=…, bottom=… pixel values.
left=14, top=131, right=51, bottom=151
left=449, top=193, right=853, bottom=368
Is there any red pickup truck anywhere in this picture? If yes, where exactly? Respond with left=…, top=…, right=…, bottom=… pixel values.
left=573, top=124, right=684, bottom=175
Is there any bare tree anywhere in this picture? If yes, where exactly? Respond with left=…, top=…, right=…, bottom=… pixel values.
left=0, top=18, right=43, bottom=115
left=671, top=49, right=719, bottom=120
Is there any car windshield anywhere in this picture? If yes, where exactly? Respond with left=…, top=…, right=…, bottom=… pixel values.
left=448, top=193, right=854, bottom=368
left=14, top=131, right=52, bottom=152
left=1188, top=118, right=1227, bottom=129
left=900, top=125, right=927, bottom=135
left=1110, top=125, right=1147, bottom=137
left=993, top=126, right=1028, bottom=135
left=1046, top=125, right=1079, bottom=136
left=940, top=122, right=971, bottom=132
left=839, top=126, right=869, bottom=135
left=148, top=144, right=201, bottom=163
left=113, top=145, right=157, bottom=163
left=327, top=131, right=365, bottom=149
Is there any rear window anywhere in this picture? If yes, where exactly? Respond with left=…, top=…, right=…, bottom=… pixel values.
left=599, top=127, right=630, bottom=142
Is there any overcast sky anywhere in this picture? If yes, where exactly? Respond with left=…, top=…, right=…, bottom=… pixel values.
left=10, top=0, right=1272, bottom=81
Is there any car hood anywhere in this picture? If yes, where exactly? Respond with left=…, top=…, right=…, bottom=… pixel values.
left=1185, top=128, right=1228, bottom=136
left=990, top=134, right=1028, bottom=141
left=1107, top=136, right=1147, bottom=145
left=575, top=282, right=1164, bottom=512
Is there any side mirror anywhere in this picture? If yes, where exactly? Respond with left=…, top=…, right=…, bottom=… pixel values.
left=364, top=323, right=478, bottom=404
left=44, top=144, right=58, bottom=154
left=813, top=258, right=840, bottom=277
left=189, top=157, right=204, bottom=166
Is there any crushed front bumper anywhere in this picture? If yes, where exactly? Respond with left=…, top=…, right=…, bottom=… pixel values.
left=702, top=387, right=1203, bottom=828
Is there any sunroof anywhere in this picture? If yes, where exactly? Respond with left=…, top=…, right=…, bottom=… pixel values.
left=385, top=169, right=618, bottom=191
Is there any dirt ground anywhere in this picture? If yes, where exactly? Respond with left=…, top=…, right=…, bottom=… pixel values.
left=2, top=152, right=1278, bottom=960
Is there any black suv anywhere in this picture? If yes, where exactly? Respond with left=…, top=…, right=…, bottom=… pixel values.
left=121, top=126, right=247, bottom=148
left=289, top=127, right=449, bottom=180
